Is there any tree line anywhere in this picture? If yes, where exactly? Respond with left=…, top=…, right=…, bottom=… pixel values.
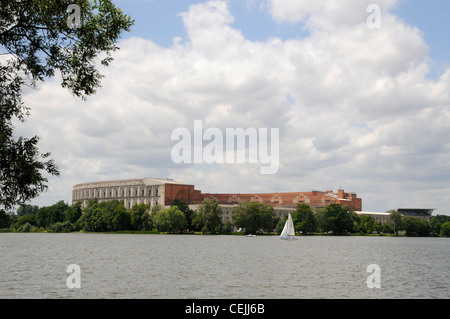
left=283, top=204, right=450, bottom=237
left=1, top=200, right=450, bottom=237
left=0, top=198, right=225, bottom=234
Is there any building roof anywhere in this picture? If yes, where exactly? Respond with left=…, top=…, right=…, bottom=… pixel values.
left=74, top=178, right=191, bottom=187
left=398, top=208, right=435, bottom=216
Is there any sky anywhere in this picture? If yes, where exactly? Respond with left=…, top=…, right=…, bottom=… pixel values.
left=15, top=0, right=450, bottom=215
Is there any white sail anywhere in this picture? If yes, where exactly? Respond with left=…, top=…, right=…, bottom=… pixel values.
left=280, top=213, right=295, bottom=239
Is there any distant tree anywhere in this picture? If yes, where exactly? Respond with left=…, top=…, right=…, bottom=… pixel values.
left=292, top=204, right=317, bottom=234
left=402, top=217, right=430, bottom=237
left=16, top=204, right=39, bottom=216
left=65, top=202, right=82, bottom=224
left=275, top=218, right=286, bottom=234
left=111, top=204, right=131, bottom=231
left=224, top=220, right=233, bottom=233
left=430, top=215, right=450, bottom=237
left=147, top=204, right=163, bottom=230
left=79, top=200, right=128, bottom=232
left=130, top=203, right=150, bottom=231
left=388, top=210, right=403, bottom=236
left=48, top=220, right=73, bottom=233
left=323, top=204, right=357, bottom=234
left=355, top=215, right=376, bottom=234
left=0, top=210, right=12, bottom=228
left=14, top=213, right=38, bottom=230
left=314, top=208, right=328, bottom=233
left=381, top=222, right=394, bottom=234
left=193, top=198, right=223, bottom=234
left=22, top=222, right=32, bottom=233
left=36, top=200, right=67, bottom=228
left=153, top=206, right=186, bottom=233
left=79, top=206, right=104, bottom=232
left=440, top=221, right=450, bottom=237
left=171, top=199, right=194, bottom=231
left=232, top=202, right=275, bottom=234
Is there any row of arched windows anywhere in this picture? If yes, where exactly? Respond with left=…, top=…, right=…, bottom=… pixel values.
left=73, top=185, right=160, bottom=201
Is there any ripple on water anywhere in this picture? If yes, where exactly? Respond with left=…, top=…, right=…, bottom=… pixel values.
left=0, top=233, right=449, bottom=299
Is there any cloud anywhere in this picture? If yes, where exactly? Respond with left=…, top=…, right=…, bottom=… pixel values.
left=18, top=0, right=450, bottom=214
left=266, top=0, right=398, bottom=29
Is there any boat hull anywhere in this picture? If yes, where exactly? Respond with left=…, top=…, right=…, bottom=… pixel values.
left=280, top=236, right=298, bottom=240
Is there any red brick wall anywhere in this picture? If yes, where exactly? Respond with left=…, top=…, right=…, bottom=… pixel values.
left=194, top=190, right=362, bottom=211
left=164, top=184, right=196, bottom=205
left=164, top=183, right=362, bottom=211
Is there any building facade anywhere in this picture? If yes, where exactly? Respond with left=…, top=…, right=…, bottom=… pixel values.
left=72, top=178, right=200, bottom=210
left=72, top=178, right=362, bottom=212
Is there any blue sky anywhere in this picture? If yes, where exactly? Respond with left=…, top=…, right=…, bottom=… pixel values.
left=115, top=0, right=449, bottom=77
left=115, top=0, right=309, bottom=44
left=391, top=0, right=450, bottom=77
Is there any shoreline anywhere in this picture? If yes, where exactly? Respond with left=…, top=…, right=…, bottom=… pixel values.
left=2, top=229, right=438, bottom=238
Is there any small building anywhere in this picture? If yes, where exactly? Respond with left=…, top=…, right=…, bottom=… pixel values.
left=397, top=208, right=434, bottom=222
left=356, top=211, right=391, bottom=224
left=356, top=208, right=434, bottom=224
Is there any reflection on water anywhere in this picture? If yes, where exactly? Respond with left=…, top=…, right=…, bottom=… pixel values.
left=0, top=233, right=449, bottom=299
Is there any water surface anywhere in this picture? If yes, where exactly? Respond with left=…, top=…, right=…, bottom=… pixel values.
left=0, top=233, right=448, bottom=299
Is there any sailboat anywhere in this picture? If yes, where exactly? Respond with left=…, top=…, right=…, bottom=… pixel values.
left=280, top=213, right=297, bottom=240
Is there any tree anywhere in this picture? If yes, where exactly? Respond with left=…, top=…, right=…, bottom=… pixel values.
left=402, top=217, right=430, bottom=237
left=292, top=204, right=317, bottom=234
left=275, top=218, right=286, bottom=234
left=430, top=215, right=450, bottom=237
left=193, top=198, right=223, bottom=234
left=147, top=204, right=162, bottom=230
left=232, top=202, right=275, bottom=234
left=48, top=220, right=73, bottom=233
left=79, top=206, right=103, bottom=232
left=440, top=221, right=450, bottom=237
left=323, top=204, right=357, bottom=234
left=65, top=202, right=82, bottom=224
left=388, top=210, right=403, bottom=236
left=355, top=215, right=376, bottom=234
left=129, top=203, right=150, bottom=231
left=14, top=213, right=38, bottom=231
left=36, top=200, right=68, bottom=228
left=0, top=210, right=11, bottom=228
left=171, top=199, right=195, bottom=231
left=79, top=200, right=128, bottom=232
left=314, top=208, right=328, bottom=233
left=153, top=206, right=186, bottom=233
left=16, top=204, right=39, bottom=216
left=111, top=204, right=131, bottom=231
left=0, top=0, right=133, bottom=210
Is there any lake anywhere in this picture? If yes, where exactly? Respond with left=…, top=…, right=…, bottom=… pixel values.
left=0, top=233, right=448, bottom=299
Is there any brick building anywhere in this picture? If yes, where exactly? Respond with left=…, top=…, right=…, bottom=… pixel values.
left=72, top=178, right=362, bottom=212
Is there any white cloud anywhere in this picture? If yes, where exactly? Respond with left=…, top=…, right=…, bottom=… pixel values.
left=18, top=0, right=450, bottom=214
left=266, top=0, right=398, bottom=29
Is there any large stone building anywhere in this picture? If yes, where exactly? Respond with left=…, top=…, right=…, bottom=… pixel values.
left=72, top=178, right=434, bottom=224
left=72, top=178, right=198, bottom=210
left=72, top=178, right=362, bottom=213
